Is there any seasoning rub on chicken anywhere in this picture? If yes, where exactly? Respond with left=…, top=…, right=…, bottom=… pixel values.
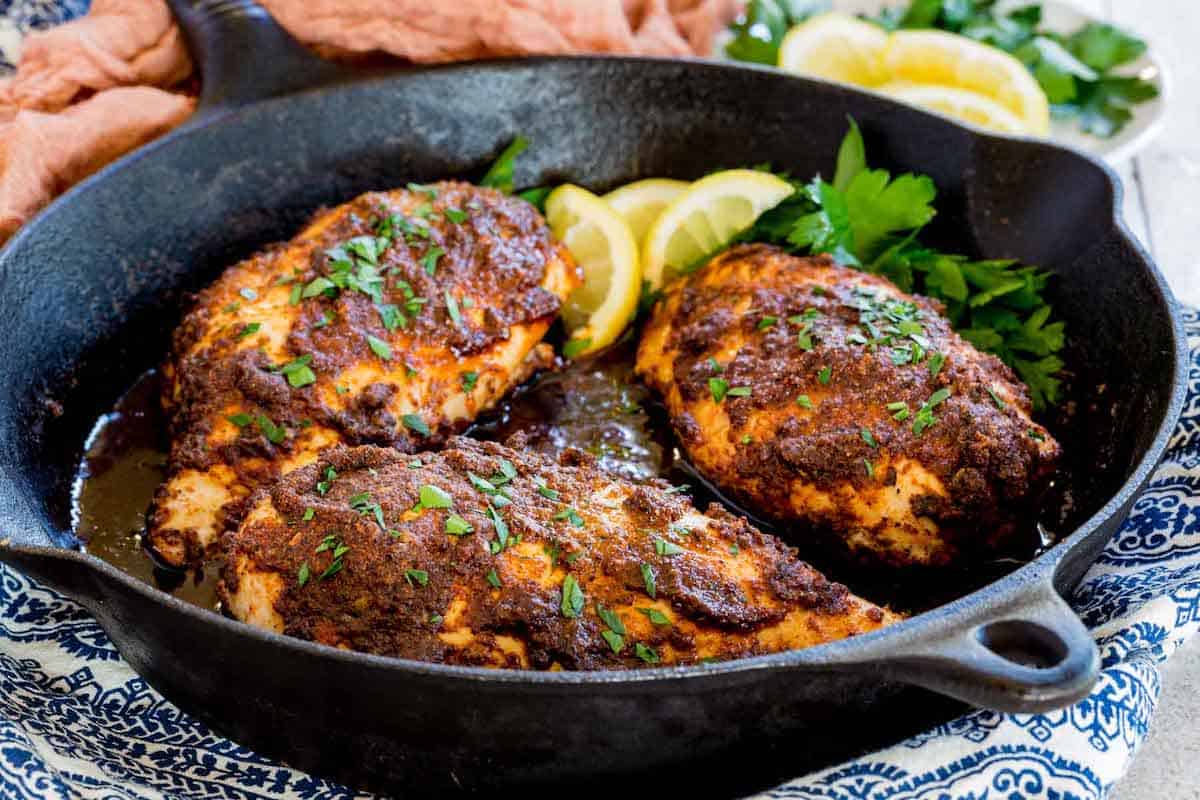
left=636, top=244, right=1061, bottom=568
left=220, top=437, right=898, bottom=668
left=148, top=182, right=580, bottom=567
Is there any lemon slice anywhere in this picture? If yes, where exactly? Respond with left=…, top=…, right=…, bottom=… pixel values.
left=544, top=184, right=641, bottom=357
left=879, top=82, right=1030, bottom=134
left=602, top=178, right=689, bottom=246
left=778, top=12, right=890, bottom=87
left=641, top=170, right=794, bottom=291
left=885, top=30, right=1050, bottom=135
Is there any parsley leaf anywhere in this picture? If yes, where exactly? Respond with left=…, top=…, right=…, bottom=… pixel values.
left=480, top=136, right=529, bottom=193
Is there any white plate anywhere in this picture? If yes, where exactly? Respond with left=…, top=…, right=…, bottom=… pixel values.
left=720, top=0, right=1168, bottom=164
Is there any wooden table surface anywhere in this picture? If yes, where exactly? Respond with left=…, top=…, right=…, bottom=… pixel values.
left=1075, top=2, right=1200, bottom=798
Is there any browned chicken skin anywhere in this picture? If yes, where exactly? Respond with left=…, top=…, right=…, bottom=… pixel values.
left=636, top=244, right=1061, bottom=568
left=148, top=182, right=580, bottom=567
left=220, top=438, right=898, bottom=668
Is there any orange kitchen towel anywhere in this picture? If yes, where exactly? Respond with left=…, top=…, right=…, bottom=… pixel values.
left=0, top=0, right=740, bottom=245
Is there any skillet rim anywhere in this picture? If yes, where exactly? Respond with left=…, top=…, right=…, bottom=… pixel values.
left=0, top=54, right=1189, bottom=686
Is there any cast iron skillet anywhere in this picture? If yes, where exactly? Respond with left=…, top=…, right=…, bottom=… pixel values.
left=0, top=0, right=1187, bottom=796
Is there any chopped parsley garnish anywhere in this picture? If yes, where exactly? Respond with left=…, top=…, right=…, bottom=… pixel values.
left=288, top=284, right=302, bottom=306
left=315, top=534, right=348, bottom=580
left=445, top=208, right=469, bottom=224
left=707, top=357, right=724, bottom=373
left=817, top=366, right=832, bottom=385
left=741, top=434, right=753, bottom=445
left=302, top=277, right=335, bottom=299
left=864, top=458, right=875, bottom=479
left=635, top=643, right=660, bottom=665
left=445, top=292, right=461, bottom=325
left=601, top=630, right=624, bottom=654
left=349, top=491, right=385, bottom=529
left=726, top=386, right=752, bottom=398
left=640, top=563, right=656, bottom=598
left=654, top=538, right=683, bottom=557
left=1029, top=428, right=1047, bottom=442
left=709, top=377, right=729, bottom=403
left=479, top=136, right=529, bottom=193
left=429, top=613, right=443, bottom=626
left=223, top=302, right=240, bottom=313
left=729, top=543, right=740, bottom=555
left=418, top=485, right=453, bottom=510
left=461, top=371, right=479, bottom=392
left=277, top=354, right=316, bottom=388
left=297, top=561, right=311, bottom=587
left=468, top=472, right=498, bottom=494
left=563, top=337, right=592, bottom=359
left=928, top=352, right=946, bottom=378
left=597, top=604, right=626, bottom=653
left=236, top=322, right=261, bottom=339
left=757, top=315, right=778, bottom=331
left=404, top=568, right=429, bottom=587
left=534, top=478, right=560, bottom=501
left=560, top=574, right=585, bottom=619
left=407, top=182, right=437, bottom=197
left=912, top=388, right=952, bottom=436
left=887, top=401, right=911, bottom=421
left=860, top=428, right=878, bottom=449
left=301, top=507, right=315, bottom=522
left=378, top=303, right=405, bottom=332
left=796, top=394, right=814, bottom=409
left=986, top=386, right=1007, bottom=410
left=421, top=246, right=445, bottom=276
left=366, top=334, right=392, bottom=361
left=637, top=607, right=671, bottom=626
left=486, top=569, right=502, bottom=588
left=254, top=414, right=286, bottom=444
left=316, top=466, right=337, bottom=495
left=402, top=414, right=430, bottom=436
left=445, top=514, right=473, bottom=536
left=227, top=412, right=252, bottom=427
left=486, top=504, right=510, bottom=551
left=554, top=508, right=585, bottom=528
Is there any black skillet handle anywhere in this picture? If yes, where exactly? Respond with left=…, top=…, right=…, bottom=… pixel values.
left=165, top=0, right=349, bottom=115
left=879, top=575, right=1100, bottom=713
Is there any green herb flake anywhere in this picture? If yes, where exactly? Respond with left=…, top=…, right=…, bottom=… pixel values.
left=254, top=414, right=287, bottom=444
left=445, top=514, right=473, bottom=536
left=445, top=292, right=462, bottom=325
left=637, top=607, right=671, bottom=626
left=227, top=412, right=252, bottom=427
left=487, top=504, right=510, bottom=550
left=301, top=507, right=315, bottom=522
left=479, top=136, right=529, bottom=193
left=485, top=569, right=502, bottom=589
left=445, top=208, right=469, bottom=224
left=402, top=413, right=431, bottom=437
left=817, top=366, right=832, bottom=385
left=757, top=315, right=778, bottom=331
left=404, top=568, right=429, bottom=587
left=316, top=466, right=337, bottom=495
left=709, top=377, right=729, bottom=403
left=635, top=643, right=660, bottom=665
left=535, top=478, right=560, bottom=501
left=986, top=386, right=1007, bottom=409
left=461, top=371, right=479, bottom=392
left=560, top=574, right=585, bottom=619
left=640, top=563, right=656, bottom=598
left=864, top=458, right=875, bottom=479
left=654, top=537, right=683, bottom=557
left=596, top=603, right=627, bottom=636
left=860, top=427, right=878, bottom=449
left=236, top=322, right=261, bottom=339
left=421, top=246, right=445, bottom=276
left=1029, top=428, right=1047, bottom=442
left=554, top=508, right=585, bottom=528
left=366, top=334, right=392, bottom=361
left=416, top=485, right=452, bottom=510
left=928, top=352, right=946, bottom=378
left=601, top=629, right=625, bottom=654
left=296, top=561, right=310, bottom=587
left=726, top=386, right=752, bottom=398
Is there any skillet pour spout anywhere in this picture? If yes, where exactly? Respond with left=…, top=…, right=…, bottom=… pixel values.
left=0, top=0, right=1186, bottom=794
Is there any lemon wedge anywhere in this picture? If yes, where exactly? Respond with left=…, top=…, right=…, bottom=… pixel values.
left=544, top=184, right=641, bottom=357
left=885, top=30, right=1050, bottom=135
left=879, top=82, right=1031, bottom=134
left=778, top=12, right=891, bottom=87
left=641, top=170, right=794, bottom=291
left=602, top=178, right=689, bottom=246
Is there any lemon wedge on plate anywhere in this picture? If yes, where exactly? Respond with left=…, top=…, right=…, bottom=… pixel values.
left=602, top=178, right=689, bottom=246
left=641, top=170, right=794, bottom=291
left=544, top=184, right=641, bottom=358
left=778, top=13, right=890, bottom=87
left=885, top=30, right=1050, bottom=135
left=879, top=82, right=1031, bottom=134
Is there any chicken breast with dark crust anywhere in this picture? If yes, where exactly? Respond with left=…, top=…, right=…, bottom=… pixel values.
left=219, top=437, right=898, bottom=668
left=149, top=182, right=580, bottom=567
left=636, top=244, right=1060, bottom=568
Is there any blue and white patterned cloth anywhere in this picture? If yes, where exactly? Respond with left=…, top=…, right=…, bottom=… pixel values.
left=3, top=4, right=1200, bottom=798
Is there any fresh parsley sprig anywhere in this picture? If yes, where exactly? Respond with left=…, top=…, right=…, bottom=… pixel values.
left=737, top=120, right=1065, bottom=409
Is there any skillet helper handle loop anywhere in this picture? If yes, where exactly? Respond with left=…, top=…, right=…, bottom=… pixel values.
left=884, top=578, right=1100, bottom=713
left=166, top=0, right=347, bottom=114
